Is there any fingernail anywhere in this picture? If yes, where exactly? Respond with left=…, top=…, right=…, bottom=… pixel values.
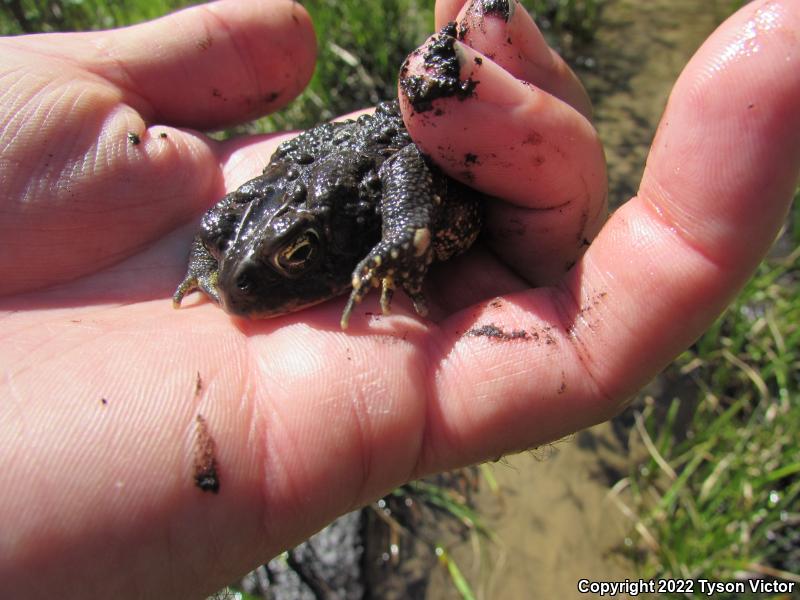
left=469, top=0, right=515, bottom=22
left=458, top=0, right=522, bottom=44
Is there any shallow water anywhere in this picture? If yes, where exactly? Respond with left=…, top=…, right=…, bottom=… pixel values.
left=427, top=1, right=732, bottom=597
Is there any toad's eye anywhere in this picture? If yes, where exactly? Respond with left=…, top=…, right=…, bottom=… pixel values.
left=273, top=229, right=320, bottom=275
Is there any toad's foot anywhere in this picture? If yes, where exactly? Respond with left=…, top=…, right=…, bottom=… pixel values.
left=172, top=271, right=220, bottom=308
left=340, top=228, right=433, bottom=329
left=172, top=236, right=220, bottom=308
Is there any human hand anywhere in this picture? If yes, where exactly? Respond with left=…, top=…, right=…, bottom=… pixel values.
left=1, top=0, right=798, bottom=598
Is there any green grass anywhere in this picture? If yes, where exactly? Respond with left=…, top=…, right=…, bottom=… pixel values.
left=0, top=0, right=196, bottom=34
left=254, top=0, right=436, bottom=133
left=615, top=192, right=800, bottom=597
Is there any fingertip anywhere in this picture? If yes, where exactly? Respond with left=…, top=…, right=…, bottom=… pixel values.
left=92, top=0, right=317, bottom=129
left=98, top=113, right=224, bottom=235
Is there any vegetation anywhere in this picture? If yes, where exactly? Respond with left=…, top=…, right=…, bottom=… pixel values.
left=255, top=0, right=436, bottom=132
left=613, top=192, right=800, bottom=597
left=0, top=0, right=191, bottom=34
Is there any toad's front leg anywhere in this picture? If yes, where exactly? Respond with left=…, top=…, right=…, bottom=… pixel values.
left=173, top=236, right=220, bottom=307
left=341, top=144, right=438, bottom=329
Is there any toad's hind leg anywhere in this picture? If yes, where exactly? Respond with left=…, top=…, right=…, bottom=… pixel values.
left=341, top=144, right=438, bottom=329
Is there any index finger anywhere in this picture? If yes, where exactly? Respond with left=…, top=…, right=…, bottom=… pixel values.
left=8, top=0, right=317, bottom=129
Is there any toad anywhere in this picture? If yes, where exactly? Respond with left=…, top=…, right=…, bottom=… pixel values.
left=172, top=98, right=483, bottom=329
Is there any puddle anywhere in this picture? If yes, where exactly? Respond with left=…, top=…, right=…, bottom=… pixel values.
left=427, top=423, right=634, bottom=599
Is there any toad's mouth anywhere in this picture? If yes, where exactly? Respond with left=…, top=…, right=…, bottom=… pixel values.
left=217, top=281, right=353, bottom=320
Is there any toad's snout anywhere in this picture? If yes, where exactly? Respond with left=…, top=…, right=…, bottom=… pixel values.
left=216, top=258, right=263, bottom=317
